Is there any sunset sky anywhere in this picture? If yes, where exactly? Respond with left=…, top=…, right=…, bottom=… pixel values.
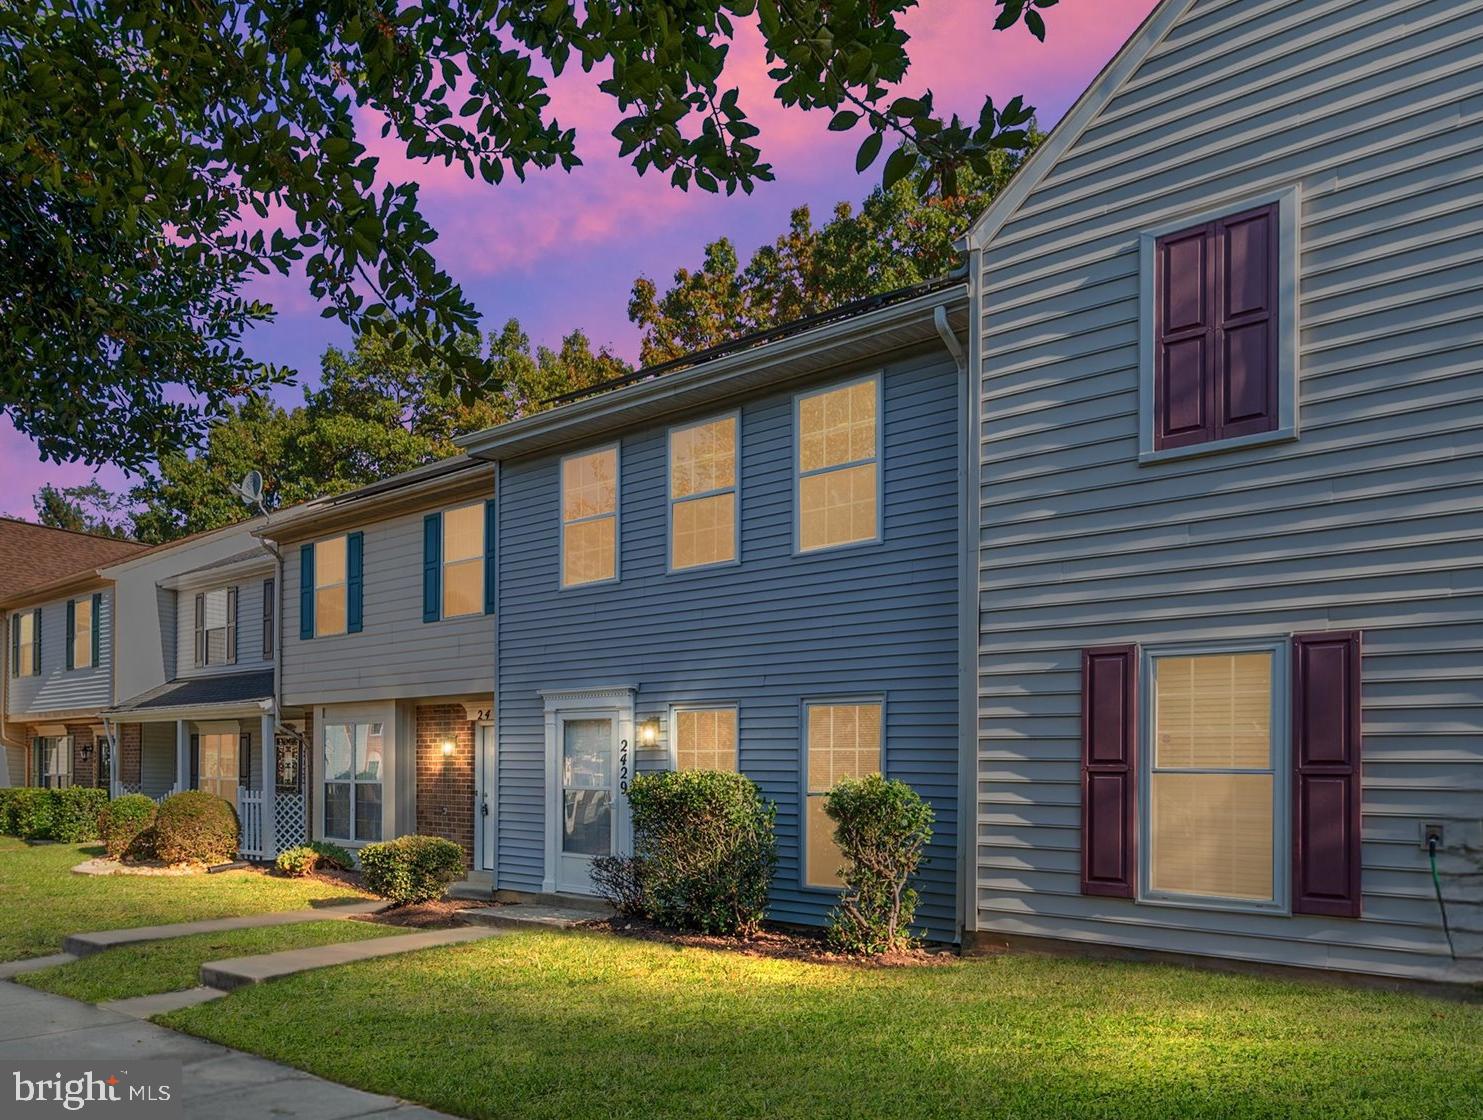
left=1, top=0, right=1158, bottom=520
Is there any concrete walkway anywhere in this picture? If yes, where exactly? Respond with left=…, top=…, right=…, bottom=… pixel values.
left=201, top=925, right=500, bottom=990
left=0, top=979, right=454, bottom=1119
left=64, top=899, right=387, bottom=957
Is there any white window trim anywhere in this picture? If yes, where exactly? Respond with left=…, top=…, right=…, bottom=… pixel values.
left=314, top=535, right=349, bottom=638
left=440, top=501, right=486, bottom=619
left=666, top=411, right=741, bottom=574
left=317, top=708, right=391, bottom=847
left=800, top=694, right=886, bottom=892
left=1137, top=184, right=1300, bottom=465
left=1137, top=637, right=1291, bottom=916
left=667, top=703, right=741, bottom=772
left=558, top=442, right=621, bottom=590
left=793, top=372, right=885, bottom=555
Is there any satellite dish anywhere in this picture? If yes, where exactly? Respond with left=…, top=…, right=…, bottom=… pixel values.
left=236, top=470, right=265, bottom=510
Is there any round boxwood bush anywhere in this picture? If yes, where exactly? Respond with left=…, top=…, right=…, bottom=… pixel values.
left=99, top=794, right=158, bottom=860
left=358, top=835, right=465, bottom=904
left=151, top=790, right=239, bottom=865
left=627, top=770, right=777, bottom=937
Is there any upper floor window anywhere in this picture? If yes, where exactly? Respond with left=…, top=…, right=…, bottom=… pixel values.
left=561, top=446, right=618, bottom=587
left=299, top=533, right=362, bottom=640
left=193, top=587, right=238, bottom=666
left=10, top=609, right=39, bottom=677
left=442, top=503, right=485, bottom=618
left=803, top=699, right=883, bottom=888
left=315, top=536, right=349, bottom=636
left=672, top=706, right=738, bottom=772
left=67, top=594, right=98, bottom=671
left=1145, top=647, right=1281, bottom=908
left=669, top=414, right=738, bottom=571
left=797, top=375, right=880, bottom=553
left=1140, top=192, right=1296, bottom=460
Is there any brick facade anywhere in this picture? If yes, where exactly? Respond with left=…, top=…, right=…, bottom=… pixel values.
left=66, top=724, right=97, bottom=788
left=414, top=704, right=475, bottom=867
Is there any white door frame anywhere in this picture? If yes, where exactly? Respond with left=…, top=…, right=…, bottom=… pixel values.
left=540, top=686, right=635, bottom=895
left=475, top=721, right=497, bottom=873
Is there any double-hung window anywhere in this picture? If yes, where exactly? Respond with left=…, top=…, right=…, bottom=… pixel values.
left=36, top=737, right=70, bottom=788
left=1145, top=646, right=1283, bottom=907
left=441, top=502, right=485, bottom=617
left=803, top=700, right=883, bottom=888
left=669, top=415, right=738, bottom=571
left=11, top=610, right=38, bottom=677
left=797, top=375, right=880, bottom=552
left=323, top=721, right=384, bottom=843
left=315, top=536, right=349, bottom=636
left=69, top=596, right=94, bottom=670
left=193, top=588, right=238, bottom=666
left=561, top=446, right=618, bottom=587
left=672, top=706, right=738, bottom=772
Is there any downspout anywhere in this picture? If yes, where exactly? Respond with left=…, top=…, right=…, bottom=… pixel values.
left=938, top=239, right=982, bottom=949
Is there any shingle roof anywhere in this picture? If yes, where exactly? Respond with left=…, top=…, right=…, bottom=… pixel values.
left=0, top=518, right=146, bottom=601
left=108, top=670, right=274, bottom=714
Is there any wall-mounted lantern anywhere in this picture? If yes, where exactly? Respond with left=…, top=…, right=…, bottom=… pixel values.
left=637, top=718, right=660, bottom=749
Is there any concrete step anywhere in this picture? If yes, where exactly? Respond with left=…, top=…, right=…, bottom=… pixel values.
left=462, top=904, right=610, bottom=931
left=200, top=925, right=500, bottom=991
left=446, top=880, right=494, bottom=901
left=63, top=899, right=386, bottom=957
left=101, top=986, right=226, bottom=1019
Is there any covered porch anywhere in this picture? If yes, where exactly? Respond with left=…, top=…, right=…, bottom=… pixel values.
left=103, top=670, right=308, bottom=860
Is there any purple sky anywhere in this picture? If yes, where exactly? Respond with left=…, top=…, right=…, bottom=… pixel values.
left=1, top=0, right=1156, bottom=520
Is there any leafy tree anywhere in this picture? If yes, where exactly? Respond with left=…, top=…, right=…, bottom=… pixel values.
left=32, top=482, right=132, bottom=538
left=629, top=149, right=1036, bottom=364
left=2, top=0, right=1049, bottom=469
left=124, top=321, right=628, bottom=543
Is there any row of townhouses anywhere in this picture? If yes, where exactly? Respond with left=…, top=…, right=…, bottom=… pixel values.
left=3, top=0, right=1480, bottom=984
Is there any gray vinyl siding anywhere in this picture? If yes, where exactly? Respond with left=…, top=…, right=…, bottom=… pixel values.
left=6, top=589, right=113, bottom=718
left=974, top=0, right=1483, bottom=978
left=496, top=349, right=961, bottom=936
left=281, top=505, right=494, bottom=707
left=139, top=722, right=175, bottom=796
left=174, top=579, right=271, bottom=680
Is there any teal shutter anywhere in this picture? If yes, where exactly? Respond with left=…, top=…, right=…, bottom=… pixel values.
left=483, top=499, right=497, bottom=616
left=423, top=514, right=441, bottom=623
left=347, top=532, right=364, bottom=634
left=299, top=544, right=315, bottom=640
left=65, top=600, right=75, bottom=670
left=91, top=592, right=101, bottom=666
left=31, top=608, right=40, bottom=675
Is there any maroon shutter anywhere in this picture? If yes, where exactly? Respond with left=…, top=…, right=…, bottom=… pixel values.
left=1291, top=631, right=1363, bottom=917
left=1081, top=645, right=1137, bottom=897
left=1215, top=205, right=1279, bottom=441
left=1154, top=225, right=1215, bottom=450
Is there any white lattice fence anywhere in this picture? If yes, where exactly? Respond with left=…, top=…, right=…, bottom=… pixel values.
left=275, top=790, right=307, bottom=851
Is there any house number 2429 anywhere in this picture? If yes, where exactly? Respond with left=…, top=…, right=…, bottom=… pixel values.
left=618, top=738, right=630, bottom=794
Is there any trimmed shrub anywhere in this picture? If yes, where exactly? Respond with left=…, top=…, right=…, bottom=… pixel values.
left=590, top=854, right=648, bottom=916
left=0, top=787, right=20, bottom=835
left=9, top=788, right=57, bottom=840
left=627, top=770, right=777, bottom=937
left=152, top=790, right=240, bottom=865
left=307, top=840, right=354, bottom=871
left=99, top=794, right=157, bottom=860
left=51, top=787, right=108, bottom=842
left=822, top=774, right=934, bottom=955
left=359, top=835, right=465, bottom=904
left=274, top=845, right=319, bottom=877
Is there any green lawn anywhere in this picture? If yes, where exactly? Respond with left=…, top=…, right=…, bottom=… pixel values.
left=161, top=930, right=1483, bottom=1120
left=16, top=919, right=402, bottom=1002
left=0, top=837, right=369, bottom=961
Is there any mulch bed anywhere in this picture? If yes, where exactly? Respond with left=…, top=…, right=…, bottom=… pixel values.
left=353, top=899, right=486, bottom=930
left=580, top=915, right=957, bottom=967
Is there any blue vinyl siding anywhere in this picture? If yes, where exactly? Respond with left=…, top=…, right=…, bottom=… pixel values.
left=495, top=348, right=962, bottom=937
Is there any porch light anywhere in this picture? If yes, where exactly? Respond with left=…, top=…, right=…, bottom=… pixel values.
left=441, top=739, right=456, bottom=758
left=637, top=719, right=660, bottom=748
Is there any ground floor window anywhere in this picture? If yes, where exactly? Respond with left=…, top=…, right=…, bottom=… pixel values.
left=34, top=737, right=69, bottom=788
left=672, top=706, right=738, bottom=772
left=197, top=727, right=240, bottom=803
left=1144, top=645, right=1283, bottom=907
left=324, top=721, right=384, bottom=843
left=803, top=700, right=882, bottom=888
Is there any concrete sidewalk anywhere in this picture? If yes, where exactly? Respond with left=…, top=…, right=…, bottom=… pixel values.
left=0, top=979, right=454, bottom=1119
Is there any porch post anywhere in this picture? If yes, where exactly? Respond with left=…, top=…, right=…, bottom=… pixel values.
left=260, top=711, right=277, bottom=857
left=175, top=719, right=189, bottom=793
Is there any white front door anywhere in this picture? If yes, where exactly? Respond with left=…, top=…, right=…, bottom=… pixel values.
left=475, top=723, right=497, bottom=872
left=554, top=712, right=618, bottom=894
